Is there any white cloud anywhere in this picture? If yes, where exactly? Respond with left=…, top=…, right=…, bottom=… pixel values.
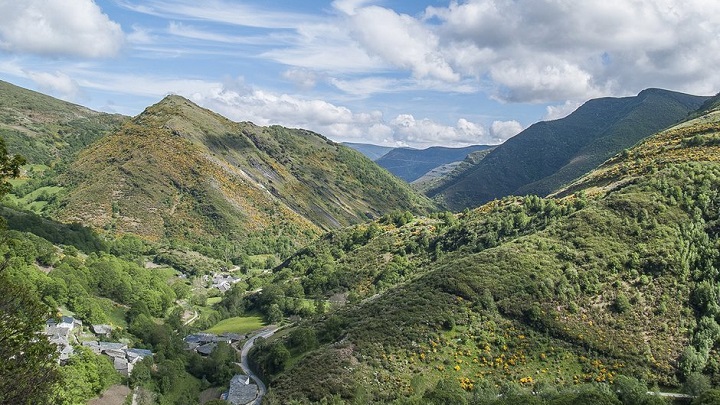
left=120, top=0, right=322, bottom=30
left=282, top=68, right=320, bottom=90
left=0, top=0, right=124, bottom=58
left=424, top=0, right=720, bottom=102
left=545, top=101, right=583, bottom=121
left=154, top=79, right=498, bottom=148
left=165, top=22, right=281, bottom=46
left=26, top=70, right=81, bottom=101
left=388, top=114, right=491, bottom=147
left=346, top=6, right=459, bottom=82
left=127, top=25, right=154, bottom=45
left=490, top=120, right=523, bottom=142
left=331, top=0, right=376, bottom=15
left=489, top=59, right=604, bottom=103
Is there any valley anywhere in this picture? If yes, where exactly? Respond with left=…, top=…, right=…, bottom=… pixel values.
left=2, top=79, right=720, bottom=405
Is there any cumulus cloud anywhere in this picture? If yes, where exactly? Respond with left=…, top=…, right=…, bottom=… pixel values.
left=318, top=0, right=720, bottom=101
left=0, top=0, right=124, bottom=58
left=490, top=120, right=523, bottom=142
left=545, top=101, right=583, bottom=121
left=423, top=0, right=720, bottom=101
left=123, top=0, right=720, bottom=105
left=388, top=114, right=490, bottom=147
left=162, top=79, right=499, bottom=148
left=345, top=6, right=459, bottom=82
left=27, top=70, right=81, bottom=101
left=489, top=59, right=604, bottom=103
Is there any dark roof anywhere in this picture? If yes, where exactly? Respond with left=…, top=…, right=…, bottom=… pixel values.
left=196, top=342, right=217, bottom=356
left=92, top=324, right=112, bottom=335
left=184, top=333, right=216, bottom=344
left=98, top=342, right=127, bottom=351
left=127, top=348, right=153, bottom=358
left=219, top=333, right=245, bottom=342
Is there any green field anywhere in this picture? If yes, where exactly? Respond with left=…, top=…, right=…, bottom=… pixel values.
left=5, top=185, right=63, bottom=213
left=204, top=315, right=266, bottom=334
left=205, top=296, right=222, bottom=306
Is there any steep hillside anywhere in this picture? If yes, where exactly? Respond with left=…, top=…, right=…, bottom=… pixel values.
left=377, top=145, right=493, bottom=182
left=556, top=99, right=720, bottom=197
left=342, top=142, right=394, bottom=161
left=0, top=80, right=126, bottom=164
left=429, top=89, right=708, bottom=210
left=55, top=96, right=434, bottom=243
left=253, top=107, right=720, bottom=403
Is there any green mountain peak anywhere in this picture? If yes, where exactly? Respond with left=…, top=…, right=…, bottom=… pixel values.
left=54, top=94, right=435, bottom=244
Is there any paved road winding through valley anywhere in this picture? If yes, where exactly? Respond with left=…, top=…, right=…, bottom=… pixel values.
left=238, top=326, right=280, bottom=405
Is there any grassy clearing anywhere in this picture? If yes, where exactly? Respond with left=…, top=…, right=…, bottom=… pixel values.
left=5, top=185, right=64, bottom=213
left=151, top=266, right=179, bottom=280
left=206, top=296, right=222, bottom=306
left=97, top=297, right=128, bottom=329
left=204, top=315, right=266, bottom=334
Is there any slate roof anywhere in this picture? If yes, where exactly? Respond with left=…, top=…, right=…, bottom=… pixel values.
left=196, top=342, right=217, bottom=356
left=219, top=333, right=245, bottom=342
left=226, top=374, right=258, bottom=405
left=127, top=348, right=153, bottom=358
left=92, top=324, right=112, bottom=336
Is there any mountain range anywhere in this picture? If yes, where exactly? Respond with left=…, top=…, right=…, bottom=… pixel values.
left=427, top=89, right=709, bottom=210
left=0, top=80, right=434, bottom=250
left=375, top=145, right=493, bottom=182
left=341, top=142, right=394, bottom=161
left=5, top=79, right=720, bottom=404
left=255, top=90, right=720, bottom=404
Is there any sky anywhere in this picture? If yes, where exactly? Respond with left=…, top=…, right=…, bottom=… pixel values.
left=0, top=1, right=719, bottom=149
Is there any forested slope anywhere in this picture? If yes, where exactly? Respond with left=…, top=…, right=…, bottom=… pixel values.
left=430, top=89, right=707, bottom=210
left=254, top=98, right=720, bottom=404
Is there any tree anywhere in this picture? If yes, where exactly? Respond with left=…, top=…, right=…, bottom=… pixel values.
left=288, top=327, right=318, bottom=353
left=422, top=378, right=467, bottom=405
left=0, top=139, right=56, bottom=404
left=614, top=375, right=649, bottom=405
left=0, top=268, right=59, bottom=404
left=263, top=342, right=290, bottom=374
left=693, top=389, right=720, bottom=405
left=54, top=346, right=120, bottom=404
left=684, top=372, right=712, bottom=396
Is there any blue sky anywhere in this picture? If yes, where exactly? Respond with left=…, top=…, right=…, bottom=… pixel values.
left=0, top=0, right=719, bottom=148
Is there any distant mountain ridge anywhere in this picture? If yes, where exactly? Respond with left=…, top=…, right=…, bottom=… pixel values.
left=342, top=142, right=394, bottom=160
left=429, top=88, right=709, bottom=210
left=376, top=144, right=493, bottom=182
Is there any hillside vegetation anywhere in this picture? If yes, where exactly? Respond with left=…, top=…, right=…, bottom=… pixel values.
left=53, top=96, right=434, bottom=249
left=0, top=80, right=126, bottom=165
left=429, top=89, right=708, bottom=210
left=254, top=104, right=720, bottom=403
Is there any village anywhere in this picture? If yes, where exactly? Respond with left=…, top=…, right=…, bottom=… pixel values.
left=44, top=315, right=153, bottom=377
left=43, top=268, right=264, bottom=405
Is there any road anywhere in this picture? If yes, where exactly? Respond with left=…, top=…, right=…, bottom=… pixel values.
left=648, top=391, right=694, bottom=399
left=182, top=309, right=198, bottom=326
left=237, top=326, right=280, bottom=405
